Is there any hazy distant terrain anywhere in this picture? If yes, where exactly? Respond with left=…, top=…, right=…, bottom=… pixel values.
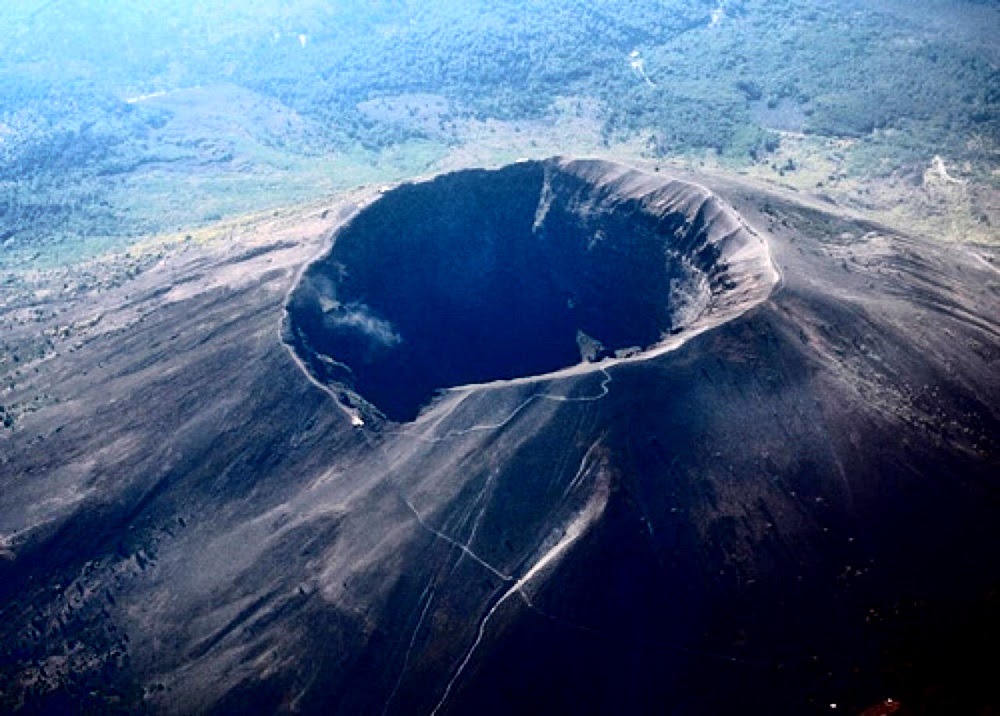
left=1, top=0, right=997, bottom=267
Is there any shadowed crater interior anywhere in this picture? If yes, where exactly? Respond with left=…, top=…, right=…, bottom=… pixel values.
left=285, top=158, right=776, bottom=422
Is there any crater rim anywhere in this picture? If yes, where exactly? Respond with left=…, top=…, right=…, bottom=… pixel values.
left=283, top=157, right=779, bottom=424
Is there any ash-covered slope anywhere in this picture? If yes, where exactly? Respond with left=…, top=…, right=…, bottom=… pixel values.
left=0, top=160, right=997, bottom=715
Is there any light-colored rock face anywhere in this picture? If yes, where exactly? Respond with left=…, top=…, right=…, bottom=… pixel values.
left=286, top=158, right=778, bottom=421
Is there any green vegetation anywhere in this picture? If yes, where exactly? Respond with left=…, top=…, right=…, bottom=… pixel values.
left=0, top=0, right=997, bottom=267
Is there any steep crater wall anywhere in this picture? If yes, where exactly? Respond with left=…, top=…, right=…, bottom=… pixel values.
left=285, top=158, right=777, bottom=422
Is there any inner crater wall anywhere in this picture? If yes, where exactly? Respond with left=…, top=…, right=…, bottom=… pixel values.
left=284, top=158, right=777, bottom=422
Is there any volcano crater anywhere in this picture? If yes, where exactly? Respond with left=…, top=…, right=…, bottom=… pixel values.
left=285, top=158, right=777, bottom=422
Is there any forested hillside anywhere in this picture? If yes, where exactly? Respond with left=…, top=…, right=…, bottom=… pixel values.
left=1, top=0, right=997, bottom=265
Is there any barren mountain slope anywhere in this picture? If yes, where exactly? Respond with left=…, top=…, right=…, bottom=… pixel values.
left=0, top=160, right=996, bottom=715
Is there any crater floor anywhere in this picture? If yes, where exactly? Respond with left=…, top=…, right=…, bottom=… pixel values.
left=285, top=158, right=777, bottom=421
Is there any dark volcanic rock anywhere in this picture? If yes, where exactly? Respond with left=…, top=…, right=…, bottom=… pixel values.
left=0, top=159, right=997, bottom=715
left=285, top=159, right=776, bottom=422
